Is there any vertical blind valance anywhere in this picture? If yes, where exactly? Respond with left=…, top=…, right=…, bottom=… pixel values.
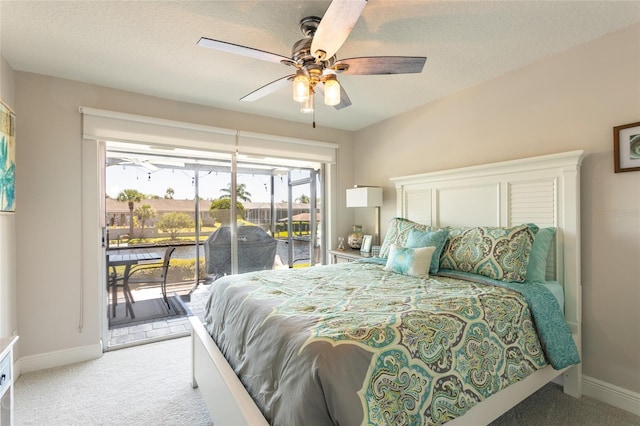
left=80, top=107, right=337, bottom=163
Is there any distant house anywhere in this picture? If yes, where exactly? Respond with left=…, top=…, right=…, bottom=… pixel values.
left=106, top=198, right=313, bottom=230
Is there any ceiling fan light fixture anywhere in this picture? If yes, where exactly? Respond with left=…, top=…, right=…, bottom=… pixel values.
left=323, top=74, right=341, bottom=106
left=198, top=0, right=426, bottom=122
left=301, top=90, right=315, bottom=114
left=293, top=70, right=310, bottom=102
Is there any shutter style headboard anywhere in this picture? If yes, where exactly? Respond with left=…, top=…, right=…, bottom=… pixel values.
left=390, top=151, right=585, bottom=357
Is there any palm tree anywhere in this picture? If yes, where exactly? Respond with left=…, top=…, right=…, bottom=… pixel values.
left=135, top=204, right=157, bottom=238
left=164, top=187, right=175, bottom=199
left=219, top=182, right=252, bottom=202
left=295, top=194, right=310, bottom=204
left=117, top=189, right=145, bottom=237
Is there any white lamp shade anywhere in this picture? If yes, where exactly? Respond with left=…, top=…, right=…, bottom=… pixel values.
left=346, top=187, right=383, bottom=207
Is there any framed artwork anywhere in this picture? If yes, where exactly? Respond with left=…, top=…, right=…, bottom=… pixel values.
left=0, top=100, right=16, bottom=212
left=613, top=121, right=640, bottom=173
left=360, top=234, right=373, bottom=253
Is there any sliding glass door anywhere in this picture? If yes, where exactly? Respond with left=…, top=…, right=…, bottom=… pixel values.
left=103, top=141, right=325, bottom=346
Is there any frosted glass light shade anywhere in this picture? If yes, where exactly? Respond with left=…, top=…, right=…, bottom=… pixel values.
left=346, top=187, right=383, bottom=207
left=300, top=90, right=315, bottom=114
left=324, top=76, right=341, bottom=106
left=293, top=71, right=309, bottom=102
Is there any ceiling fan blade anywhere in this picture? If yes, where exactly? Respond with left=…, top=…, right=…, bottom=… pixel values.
left=315, top=83, right=352, bottom=110
left=140, top=162, right=160, bottom=173
left=197, top=37, right=294, bottom=66
left=311, top=0, right=367, bottom=61
left=240, top=75, right=295, bottom=102
left=335, top=84, right=352, bottom=110
left=119, top=156, right=160, bottom=172
left=334, top=56, right=427, bottom=75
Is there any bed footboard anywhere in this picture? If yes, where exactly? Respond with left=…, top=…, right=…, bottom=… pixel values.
left=189, top=316, right=269, bottom=426
left=447, top=365, right=568, bottom=425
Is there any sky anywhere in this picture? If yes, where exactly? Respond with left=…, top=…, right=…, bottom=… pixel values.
left=106, top=165, right=313, bottom=203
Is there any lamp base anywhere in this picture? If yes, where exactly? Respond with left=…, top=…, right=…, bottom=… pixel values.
left=374, top=206, right=381, bottom=246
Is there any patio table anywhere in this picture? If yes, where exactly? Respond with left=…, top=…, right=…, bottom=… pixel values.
left=107, top=251, right=162, bottom=318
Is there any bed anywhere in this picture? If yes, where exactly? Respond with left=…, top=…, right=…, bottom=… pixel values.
left=190, top=150, right=584, bottom=425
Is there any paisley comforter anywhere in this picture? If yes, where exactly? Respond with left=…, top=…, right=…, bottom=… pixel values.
left=204, top=261, right=579, bottom=425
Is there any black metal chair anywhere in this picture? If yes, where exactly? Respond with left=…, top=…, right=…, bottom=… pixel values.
left=110, top=247, right=176, bottom=316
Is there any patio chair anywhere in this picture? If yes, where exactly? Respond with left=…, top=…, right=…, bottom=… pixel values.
left=111, top=247, right=176, bottom=315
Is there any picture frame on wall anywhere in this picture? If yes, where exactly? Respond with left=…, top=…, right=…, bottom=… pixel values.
left=613, top=121, right=640, bottom=173
left=0, top=100, right=16, bottom=212
left=360, top=235, right=373, bottom=253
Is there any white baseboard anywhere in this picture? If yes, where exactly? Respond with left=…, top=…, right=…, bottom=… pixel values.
left=582, top=375, right=640, bottom=417
left=17, top=341, right=103, bottom=376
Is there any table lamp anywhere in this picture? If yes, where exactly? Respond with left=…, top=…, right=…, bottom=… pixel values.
left=346, top=186, right=383, bottom=246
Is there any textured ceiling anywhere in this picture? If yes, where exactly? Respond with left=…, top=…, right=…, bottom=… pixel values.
left=2, top=1, right=639, bottom=131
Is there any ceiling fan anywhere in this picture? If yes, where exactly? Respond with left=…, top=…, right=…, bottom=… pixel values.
left=107, top=154, right=185, bottom=172
left=197, top=0, right=426, bottom=122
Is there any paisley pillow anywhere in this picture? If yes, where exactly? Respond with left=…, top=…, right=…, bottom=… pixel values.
left=384, top=244, right=436, bottom=279
left=379, top=217, right=438, bottom=258
left=440, top=224, right=536, bottom=282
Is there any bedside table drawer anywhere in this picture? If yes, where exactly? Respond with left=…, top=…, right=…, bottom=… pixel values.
left=327, top=249, right=371, bottom=264
left=0, top=351, right=10, bottom=397
left=0, top=335, right=18, bottom=425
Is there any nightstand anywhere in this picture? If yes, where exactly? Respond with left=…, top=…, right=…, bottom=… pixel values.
left=328, top=249, right=371, bottom=264
left=0, top=335, right=18, bottom=426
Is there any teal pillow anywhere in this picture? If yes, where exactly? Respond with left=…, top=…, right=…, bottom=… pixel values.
left=526, top=227, right=556, bottom=282
left=384, top=244, right=436, bottom=279
left=379, top=217, right=438, bottom=259
left=405, top=228, right=450, bottom=274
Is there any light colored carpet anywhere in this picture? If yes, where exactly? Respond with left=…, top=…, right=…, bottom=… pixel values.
left=14, top=335, right=640, bottom=426
left=14, top=337, right=212, bottom=426
left=490, top=382, right=640, bottom=426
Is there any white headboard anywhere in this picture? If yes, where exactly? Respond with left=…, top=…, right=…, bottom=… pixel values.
left=390, top=150, right=584, bottom=387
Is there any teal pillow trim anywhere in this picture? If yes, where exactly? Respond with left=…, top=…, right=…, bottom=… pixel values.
left=405, top=228, right=450, bottom=274
left=526, top=227, right=556, bottom=282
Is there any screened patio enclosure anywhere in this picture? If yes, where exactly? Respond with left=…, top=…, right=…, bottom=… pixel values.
left=105, top=140, right=325, bottom=290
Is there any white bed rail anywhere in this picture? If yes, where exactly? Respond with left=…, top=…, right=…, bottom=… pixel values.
left=190, top=316, right=269, bottom=426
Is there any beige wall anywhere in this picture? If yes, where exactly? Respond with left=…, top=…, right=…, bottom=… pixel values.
left=354, top=23, right=640, bottom=393
left=0, top=56, right=17, bottom=340
left=14, top=72, right=354, bottom=358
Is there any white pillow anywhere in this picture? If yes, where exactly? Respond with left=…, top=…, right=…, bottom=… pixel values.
left=383, top=244, right=436, bottom=279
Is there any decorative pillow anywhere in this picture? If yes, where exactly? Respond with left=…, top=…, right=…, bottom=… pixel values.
left=384, top=244, right=436, bottom=279
left=379, top=217, right=438, bottom=258
left=439, top=224, right=536, bottom=282
left=526, top=227, right=556, bottom=282
left=405, top=228, right=450, bottom=274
